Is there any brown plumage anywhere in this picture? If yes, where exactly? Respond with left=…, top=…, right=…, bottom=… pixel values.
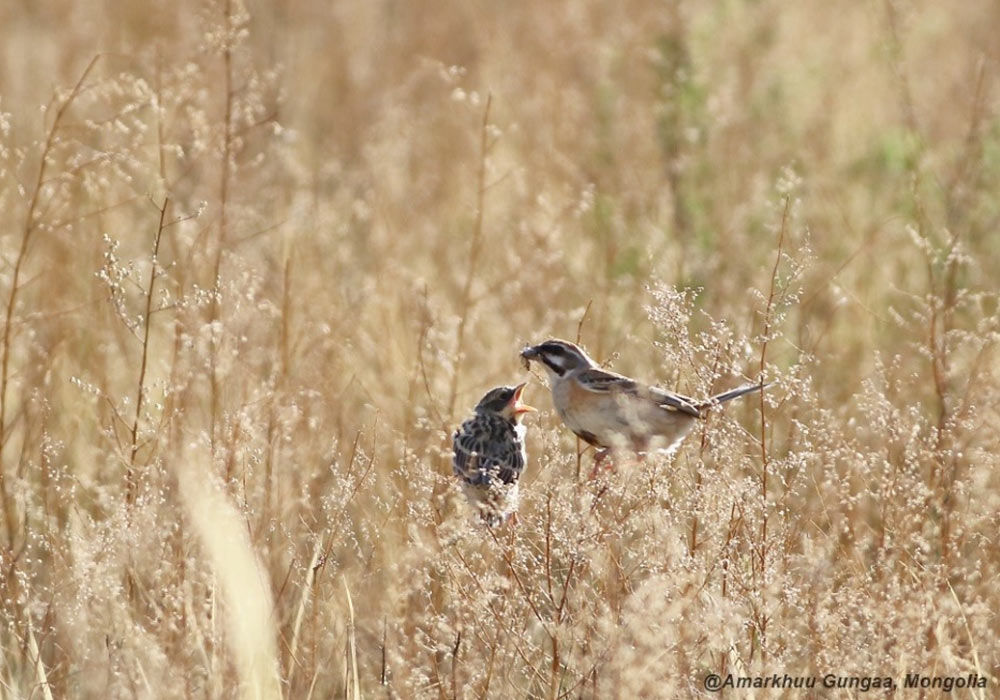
left=452, top=383, right=536, bottom=526
left=521, top=339, right=768, bottom=455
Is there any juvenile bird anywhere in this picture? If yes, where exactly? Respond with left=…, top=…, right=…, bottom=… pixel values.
left=520, top=339, right=767, bottom=458
left=452, top=383, right=536, bottom=526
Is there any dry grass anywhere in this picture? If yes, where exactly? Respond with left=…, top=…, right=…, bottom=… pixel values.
left=1, top=0, right=999, bottom=697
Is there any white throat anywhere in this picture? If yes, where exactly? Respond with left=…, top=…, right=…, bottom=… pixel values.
left=542, top=365, right=561, bottom=387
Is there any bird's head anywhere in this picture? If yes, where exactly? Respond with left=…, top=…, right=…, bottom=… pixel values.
left=520, top=339, right=597, bottom=380
left=474, top=383, right=537, bottom=422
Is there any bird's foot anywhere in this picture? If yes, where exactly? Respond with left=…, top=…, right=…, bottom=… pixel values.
left=589, top=448, right=616, bottom=479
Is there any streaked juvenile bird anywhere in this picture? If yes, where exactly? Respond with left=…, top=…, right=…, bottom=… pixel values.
left=520, top=339, right=768, bottom=458
left=452, top=383, right=537, bottom=526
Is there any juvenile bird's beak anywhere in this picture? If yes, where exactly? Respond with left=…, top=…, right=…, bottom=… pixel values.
left=511, top=382, right=537, bottom=414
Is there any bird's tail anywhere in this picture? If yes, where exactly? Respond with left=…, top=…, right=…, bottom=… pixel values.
left=698, top=381, right=771, bottom=410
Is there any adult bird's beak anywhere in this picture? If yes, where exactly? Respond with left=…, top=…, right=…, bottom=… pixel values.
left=511, top=382, right=537, bottom=414
left=520, top=345, right=539, bottom=369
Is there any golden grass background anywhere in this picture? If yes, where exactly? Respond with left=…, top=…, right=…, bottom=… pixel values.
left=1, top=0, right=999, bottom=697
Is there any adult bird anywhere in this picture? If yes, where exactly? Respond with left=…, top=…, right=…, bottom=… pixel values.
left=521, top=339, right=767, bottom=459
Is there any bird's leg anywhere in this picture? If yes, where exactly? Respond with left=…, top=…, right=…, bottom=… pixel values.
left=589, top=448, right=615, bottom=479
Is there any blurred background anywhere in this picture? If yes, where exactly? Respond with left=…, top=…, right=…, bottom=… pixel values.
left=1, top=0, right=998, bottom=697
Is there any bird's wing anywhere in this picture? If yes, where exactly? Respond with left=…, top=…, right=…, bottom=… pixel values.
left=646, top=385, right=702, bottom=417
left=575, top=368, right=702, bottom=418
left=452, top=426, right=481, bottom=482
left=452, top=422, right=523, bottom=486
left=493, top=440, right=525, bottom=485
left=574, top=367, right=642, bottom=394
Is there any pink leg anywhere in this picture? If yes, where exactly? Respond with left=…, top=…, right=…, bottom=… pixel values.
left=589, top=448, right=615, bottom=479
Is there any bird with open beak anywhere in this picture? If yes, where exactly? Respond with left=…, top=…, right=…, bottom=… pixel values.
left=452, top=383, right=537, bottom=525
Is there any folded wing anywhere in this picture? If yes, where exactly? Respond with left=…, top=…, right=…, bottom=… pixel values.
left=452, top=421, right=524, bottom=486
left=575, top=367, right=702, bottom=418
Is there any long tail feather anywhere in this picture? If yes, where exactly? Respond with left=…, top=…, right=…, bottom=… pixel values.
left=699, top=381, right=771, bottom=409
